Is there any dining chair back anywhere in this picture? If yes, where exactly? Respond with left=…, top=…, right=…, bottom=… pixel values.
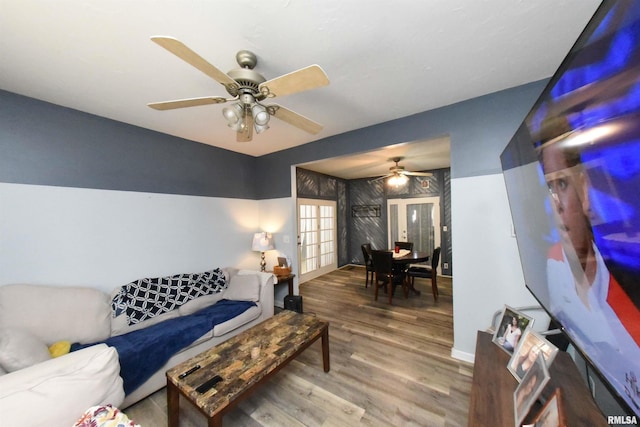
left=361, top=243, right=374, bottom=288
left=370, top=250, right=408, bottom=304
left=407, top=246, right=441, bottom=301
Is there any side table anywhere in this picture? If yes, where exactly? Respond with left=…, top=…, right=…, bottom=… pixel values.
left=273, top=273, right=295, bottom=296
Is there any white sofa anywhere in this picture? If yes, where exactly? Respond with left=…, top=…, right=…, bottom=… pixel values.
left=0, top=268, right=274, bottom=427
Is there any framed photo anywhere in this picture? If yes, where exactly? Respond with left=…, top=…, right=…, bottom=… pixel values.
left=351, top=205, right=381, bottom=217
left=492, top=305, right=534, bottom=355
left=532, top=388, right=566, bottom=427
left=508, top=329, right=559, bottom=382
left=277, top=257, right=288, bottom=267
left=514, top=353, right=550, bottom=427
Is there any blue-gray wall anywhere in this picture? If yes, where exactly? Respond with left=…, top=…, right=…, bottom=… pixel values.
left=256, top=80, right=548, bottom=199
left=0, top=90, right=257, bottom=199
left=1, top=81, right=547, bottom=199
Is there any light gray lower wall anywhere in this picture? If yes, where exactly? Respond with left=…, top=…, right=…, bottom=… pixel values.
left=450, top=174, right=540, bottom=359
left=0, top=182, right=263, bottom=293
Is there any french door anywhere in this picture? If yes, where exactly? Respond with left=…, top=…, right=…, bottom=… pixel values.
left=297, top=198, right=337, bottom=282
left=387, top=197, right=441, bottom=256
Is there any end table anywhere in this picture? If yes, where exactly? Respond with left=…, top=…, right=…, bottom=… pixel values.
left=273, top=273, right=295, bottom=296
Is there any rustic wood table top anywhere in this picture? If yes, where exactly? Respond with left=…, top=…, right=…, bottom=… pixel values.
left=166, top=310, right=329, bottom=425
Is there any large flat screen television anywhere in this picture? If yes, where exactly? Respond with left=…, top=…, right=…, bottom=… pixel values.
left=501, top=0, right=640, bottom=416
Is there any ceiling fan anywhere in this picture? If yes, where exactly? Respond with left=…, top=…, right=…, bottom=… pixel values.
left=147, top=36, right=330, bottom=142
left=370, top=157, right=433, bottom=186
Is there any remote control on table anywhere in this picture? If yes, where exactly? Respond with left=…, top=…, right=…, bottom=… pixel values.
left=195, top=375, right=223, bottom=393
left=179, top=364, right=200, bottom=379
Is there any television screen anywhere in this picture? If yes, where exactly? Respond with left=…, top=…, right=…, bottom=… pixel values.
left=501, top=0, right=640, bottom=416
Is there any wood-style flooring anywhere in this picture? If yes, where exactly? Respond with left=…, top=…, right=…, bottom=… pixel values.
left=124, top=266, right=473, bottom=426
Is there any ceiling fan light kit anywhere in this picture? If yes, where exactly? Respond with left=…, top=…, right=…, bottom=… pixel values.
left=251, top=103, right=270, bottom=128
left=222, top=103, right=244, bottom=129
left=370, top=157, right=433, bottom=187
left=388, top=173, right=409, bottom=187
left=148, top=36, right=329, bottom=142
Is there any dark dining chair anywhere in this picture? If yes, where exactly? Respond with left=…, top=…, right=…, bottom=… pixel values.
left=394, top=241, right=414, bottom=251
left=407, top=247, right=441, bottom=301
left=393, top=241, right=414, bottom=276
left=371, top=250, right=408, bottom=304
left=361, top=243, right=374, bottom=288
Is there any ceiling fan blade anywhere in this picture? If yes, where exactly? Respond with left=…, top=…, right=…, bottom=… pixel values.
left=268, top=104, right=323, bottom=134
left=259, top=65, right=329, bottom=98
left=236, top=112, right=253, bottom=142
left=147, top=96, right=228, bottom=111
left=404, top=171, right=433, bottom=177
left=369, top=174, right=392, bottom=183
left=151, top=36, right=238, bottom=91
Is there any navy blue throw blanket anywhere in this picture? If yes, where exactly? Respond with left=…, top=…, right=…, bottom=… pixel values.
left=72, top=299, right=256, bottom=394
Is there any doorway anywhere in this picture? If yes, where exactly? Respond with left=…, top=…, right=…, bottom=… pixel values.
left=387, top=197, right=441, bottom=255
left=297, top=198, right=337, bottom=283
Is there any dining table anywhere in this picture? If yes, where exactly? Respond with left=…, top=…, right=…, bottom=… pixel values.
left=391, top=250, right=430, bottom=296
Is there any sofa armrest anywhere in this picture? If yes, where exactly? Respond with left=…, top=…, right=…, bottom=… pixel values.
left=0, top=344, right=124, bottom=427
left=236, top=269, right=275, bottom=318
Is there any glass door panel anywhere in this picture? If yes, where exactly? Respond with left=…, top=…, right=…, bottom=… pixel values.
left=298, top=199, right=337, bottom=282
left=387, top=197, right=440, bottom=255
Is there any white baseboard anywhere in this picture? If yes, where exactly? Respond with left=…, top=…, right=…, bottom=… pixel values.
left=451, top=347, right=475, bottom=364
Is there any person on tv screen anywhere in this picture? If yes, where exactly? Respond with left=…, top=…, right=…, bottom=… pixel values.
left=538, top=117, right=640, bottom=410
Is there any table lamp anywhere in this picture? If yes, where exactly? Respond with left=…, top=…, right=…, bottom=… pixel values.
left=251, top=232, right=274, bottom=272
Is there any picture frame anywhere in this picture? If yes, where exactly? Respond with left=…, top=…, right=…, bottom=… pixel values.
left=277, top=257, right=288, bottom=267
left=531, top=388, right=566, bottom=427
left=351, top=205, right=381, bottom=218
left=508, top=329, right=559, bottom=382
left=514, top=353, right=550, bottom=427
left=492, top=305, right=535, bottom=356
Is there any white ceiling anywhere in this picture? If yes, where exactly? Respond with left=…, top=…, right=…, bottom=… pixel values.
left=298, top=137, right=452, bottom=180
left=0, top=0, right=602, bottom=178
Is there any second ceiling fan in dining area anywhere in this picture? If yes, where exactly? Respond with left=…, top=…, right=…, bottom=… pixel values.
left=370, top=157, right=432, bottom=186
left=147, top=36, right=330, bottom=142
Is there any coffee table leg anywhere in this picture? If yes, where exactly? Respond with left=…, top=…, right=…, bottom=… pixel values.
left=208, top=415, right=222, bottom=427
left=167, top=381, right=180, bottom=427
left=321, top=326, right=330, bottom=372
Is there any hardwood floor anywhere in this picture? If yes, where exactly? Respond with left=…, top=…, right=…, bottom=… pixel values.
left=124, top=266, right=473, bottom=426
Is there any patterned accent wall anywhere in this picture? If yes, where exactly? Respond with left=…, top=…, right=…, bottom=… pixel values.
left=441, top=170, right=452, bottom=276
left=296, top=167, right=451, bottom=275
left=337, top=180, right=348, bottom=266
left=350, top=179, right=386, bottom=264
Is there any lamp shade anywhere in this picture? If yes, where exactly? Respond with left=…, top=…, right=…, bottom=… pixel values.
left=251, top=232, right=274, bottom=252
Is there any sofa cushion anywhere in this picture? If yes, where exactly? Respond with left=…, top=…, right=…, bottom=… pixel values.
left=77, top=300, right=256, bottom=395
left=111, top=309, right=180, bottom=337
left=0, top=343, right=124, bottom=427
left=213, top=304, right=261, bottom=336
left=0, top=284, right=111, bottom=344
left=0, top=328, right=51, bottom=372
left=223, top=274, right=261, bottom=302
left=178, top=292, right=225, bottom=316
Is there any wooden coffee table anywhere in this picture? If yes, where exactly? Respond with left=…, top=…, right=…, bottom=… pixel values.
left=166, top=310, right=330, bottom=427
